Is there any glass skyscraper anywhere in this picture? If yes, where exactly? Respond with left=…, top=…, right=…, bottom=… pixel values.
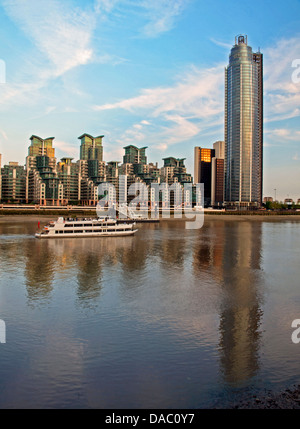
left=225, top=35, right=263, bottom=207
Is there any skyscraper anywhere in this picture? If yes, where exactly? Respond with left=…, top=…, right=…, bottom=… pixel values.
left=194, top=147, right=215, bottom=206
left=225, top=35, right=263, bottom=207
left=211, top=141, right=225, bottom=208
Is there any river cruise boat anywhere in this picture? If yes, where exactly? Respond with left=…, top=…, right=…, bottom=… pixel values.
left=35, top=216, right=138, bottom=239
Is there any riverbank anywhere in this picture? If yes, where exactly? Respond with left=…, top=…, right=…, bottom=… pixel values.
left=1, top=214, right=300, bottom=222
left=215, top=385, right=300, bottom=409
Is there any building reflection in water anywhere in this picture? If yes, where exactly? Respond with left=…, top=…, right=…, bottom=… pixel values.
left=23, top=235, right=139, bottom=306
left=24, top=239, right=56, bottom=304
left=159, top=221, right=187, bottom=268
left=192, top=220, right=264, bottom=386
left=218, top=221, right=263, bottom=386
left=21, top=219, right=263, bottom=386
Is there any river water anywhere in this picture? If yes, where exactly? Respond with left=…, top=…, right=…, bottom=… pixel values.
left=0, top=216, right=299, bottom=408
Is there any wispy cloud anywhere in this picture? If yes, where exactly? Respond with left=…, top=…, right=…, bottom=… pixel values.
left=94, top=64, right=224, bottom=150
left=264, top=37, right=300, bottom=122
left=93, top=0, right=190, bottom=38
left=3, top=0, right=95, bottom=77
left=0, top=0, right=97, bottom=107
left=266, top=128, right=300, bottom=141
left=210, top=38, right=233, bottom=49
left=140, top=0, right=190, bottom=38
left=93, top=35, right=300, bottom=151
left=95, top=65, right=223, bottom=118
left=55, top=140, right=78, bottom=159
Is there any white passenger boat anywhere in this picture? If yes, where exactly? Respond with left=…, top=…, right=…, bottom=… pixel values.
left=35, top=217, right=138, bottom=239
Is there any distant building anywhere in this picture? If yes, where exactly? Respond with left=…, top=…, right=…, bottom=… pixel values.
left=1, top=162, right=26, bottom=203
left=211, top=141, right=225, bottom=208
left=211, top=158, right=224, bottom=208
left=28, top=135, right=55, bottom=158
left=194, top=148, right=215, bottom=206
left=162, top=157, right=192, bottom=185
left=263, top=197, right=273, bottom=203
left=79, top=134, right=104, bottom=162
left=57, top=158, right=80, bottom=204
left=213, top=141, right=225, bottom=159
left=284, top=198, right=294, bottom=205
left=26, top=136, right=62, bottom=205
left=1, top=131, right=198, bottom=207
left=123, top=145, right=147, bottom=165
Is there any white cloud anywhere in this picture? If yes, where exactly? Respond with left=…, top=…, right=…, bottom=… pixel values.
left=54, top=140, right=78, bottom=159
left=266, top=128, right=300, bottom=141
left=93, top=0, right=190, bottom=38
left=0, top=0, right=98, bottom=109
left=94, top=64, right=224, bottom=150
left=2, top=0, right=95, bottom=77
left=94, top=0, right=119, bottom=14
left=210, top=38, right=233, bottom=49
left=93, top=35, right=300, bottom=152
left=264, top=37, right=300, bottom=122
left=140, top=0, right=190, bottom=38
left=95, top=65, right=223, bottom=118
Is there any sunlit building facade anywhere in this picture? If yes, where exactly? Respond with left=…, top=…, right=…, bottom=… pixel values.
left=225, top=35, right=263, bottom=207
left=0, top=162, right=26, bottom=202
left=194, top=147, right=215, bottom=206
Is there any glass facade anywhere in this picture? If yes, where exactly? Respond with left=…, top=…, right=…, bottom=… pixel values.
left=225, top=35, right=263, bottom=205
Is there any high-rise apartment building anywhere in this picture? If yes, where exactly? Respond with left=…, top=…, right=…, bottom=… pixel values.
left=1, top=162, right=26, bottom=202
left=123, top=145, right=147, bottom=165
left=26, top=135, right=62, bottom=205
left=211, top=141, right=225, bottom=207
left=194, top=148, right=215, bottom=206
left=57, top=158, right=80, bottom=204
left=79, top=134, right=104, bottom=162
left=225, top=35, right=263, bottom=207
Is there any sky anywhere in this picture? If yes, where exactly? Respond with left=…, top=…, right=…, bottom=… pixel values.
left=0, top=0, right=299, bottom=201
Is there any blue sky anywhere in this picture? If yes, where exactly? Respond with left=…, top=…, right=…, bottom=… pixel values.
left=0, top=0, right=299, bottom=201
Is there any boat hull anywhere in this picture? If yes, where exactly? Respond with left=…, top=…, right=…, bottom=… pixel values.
left=35, top=229, right=138, bottom=239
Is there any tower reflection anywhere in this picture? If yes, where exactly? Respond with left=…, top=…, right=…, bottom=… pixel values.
left=218, top=221, right=263, bottom=386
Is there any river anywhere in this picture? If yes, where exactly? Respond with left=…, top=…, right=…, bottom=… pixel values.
left=0, top=216, right=299, bottom=408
